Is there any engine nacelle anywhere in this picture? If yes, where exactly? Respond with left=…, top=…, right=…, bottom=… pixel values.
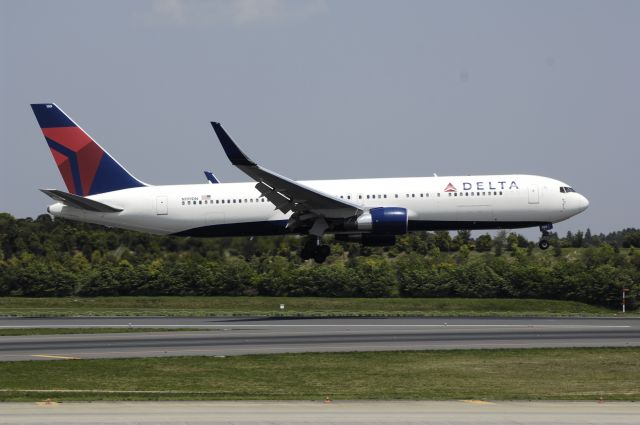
left=355, top=207, right=408, bottom=235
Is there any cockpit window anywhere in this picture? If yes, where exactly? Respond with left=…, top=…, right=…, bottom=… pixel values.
left=560, top=186, right=576, bottom=193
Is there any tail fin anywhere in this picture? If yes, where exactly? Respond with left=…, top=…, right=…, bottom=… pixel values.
left=31, top=103, right=146, bottom=196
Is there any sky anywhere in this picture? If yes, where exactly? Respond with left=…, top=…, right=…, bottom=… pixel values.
left=1, top=0, right=639, bottom=239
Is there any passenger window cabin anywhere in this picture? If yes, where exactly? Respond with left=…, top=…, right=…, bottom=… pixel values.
left=180, top=183, right=522, bottom=210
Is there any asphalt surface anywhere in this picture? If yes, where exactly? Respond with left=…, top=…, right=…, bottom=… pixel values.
left=2, top=401, right=639, bottom=424
left=1, top=317, right=639, bottom=361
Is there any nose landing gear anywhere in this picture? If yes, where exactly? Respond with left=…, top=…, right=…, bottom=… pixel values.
left=538, top=223, right=553, bottom=250
left=300, top=236, right=331, bottom=263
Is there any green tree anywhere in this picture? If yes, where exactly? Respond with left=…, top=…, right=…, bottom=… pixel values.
left=475, top=234, right=493, bottom=252
left=452, top=230, right=471, bottom=251
left=434, top=231, right=452, bottom=252
left=623, top=231, right=640, bottom=248
left=494, top=231, right=506, bottom=257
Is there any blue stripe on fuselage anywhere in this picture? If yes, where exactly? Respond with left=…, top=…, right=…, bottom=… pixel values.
left=172, top=220, right=547, bottom=238
left=173, top=220, right=290, bottom=237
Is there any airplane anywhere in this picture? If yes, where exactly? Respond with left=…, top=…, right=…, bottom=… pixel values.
left=31, top=103, right=589, bottom=263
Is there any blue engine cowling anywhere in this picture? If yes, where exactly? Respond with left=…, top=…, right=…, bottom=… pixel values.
left=356, top=207, right=408, bottom=235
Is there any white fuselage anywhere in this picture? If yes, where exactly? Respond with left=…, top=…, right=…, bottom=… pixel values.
left=47, top=174, right=589, bottom=237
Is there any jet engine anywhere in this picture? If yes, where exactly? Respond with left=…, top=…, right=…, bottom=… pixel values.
left=354, top=207, right=408, bottom=235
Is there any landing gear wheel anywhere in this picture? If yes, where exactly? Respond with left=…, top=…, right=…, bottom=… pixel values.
left=300, top=236, right=330, bottom=263
left=538, top=224, right=552, bottom=250
left=313, top=245, right=331, bottom=264
left=301, top=245, right=316, bottom=260
left=300, top=247, right=313, bottom=260
left=301, top=237, right=318, bottom=260
left=318, top=244, right=330, bottom=257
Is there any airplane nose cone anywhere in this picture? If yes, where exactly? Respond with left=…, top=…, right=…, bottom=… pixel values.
left=577, top=194, right=589, bottom=213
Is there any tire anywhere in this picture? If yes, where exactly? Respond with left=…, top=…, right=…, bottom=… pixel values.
left=301, top=246, right=314, bottom=260
left=313, top=254, right=327, bottom=264
left=313, top=245, right=330, bottom=263
left=538, top=239, right=550, bottom=250
left=318, top=244, right=330, bottom=257
left=301, top=238, right=319, bottom=260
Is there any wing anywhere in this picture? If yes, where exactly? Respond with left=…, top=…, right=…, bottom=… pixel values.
left=211, top=123, right=362, bottom=233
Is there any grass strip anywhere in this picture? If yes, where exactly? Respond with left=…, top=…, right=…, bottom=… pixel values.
left=0, top=296, right=624, bottom=318
left=0, top=328, right=206, bottom=337
left=0, top=348, right=638, bottom=401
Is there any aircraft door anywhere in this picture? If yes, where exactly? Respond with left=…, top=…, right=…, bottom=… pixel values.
left=156, top=195, right=168, bottom=215
left=528, top=185, right=539, bottom=204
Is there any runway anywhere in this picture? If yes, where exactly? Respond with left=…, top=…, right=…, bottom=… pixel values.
left=2, top=401, right=639, bottom=425
left=1, top=317, right=639, bottom=361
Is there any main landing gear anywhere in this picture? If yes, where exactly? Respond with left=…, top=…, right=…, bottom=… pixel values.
left=300, top=236, right=331, bottom=263
left=538, top=224, right=552, bottom=250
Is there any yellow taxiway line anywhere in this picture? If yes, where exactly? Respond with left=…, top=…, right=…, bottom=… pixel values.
left=30, top=354, right=80, bottom=360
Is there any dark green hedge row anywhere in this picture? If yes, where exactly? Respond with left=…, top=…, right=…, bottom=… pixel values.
left=1, top=248, right=638, bottom=309
left=0, top=213, right=638, bottom=309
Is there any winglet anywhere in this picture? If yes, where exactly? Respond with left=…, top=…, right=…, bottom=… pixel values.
left=211, top=122, right=256, bottom=166
left=204, top=171, right=220, bottom=184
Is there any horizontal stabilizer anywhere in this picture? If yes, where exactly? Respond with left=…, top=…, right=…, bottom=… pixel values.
left=40, top=189, right=123, bottom=213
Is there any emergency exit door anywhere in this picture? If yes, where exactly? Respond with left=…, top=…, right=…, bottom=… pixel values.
left=156, top=196, right=168, bottom=215
left=528, top=185, right=539, bottom=204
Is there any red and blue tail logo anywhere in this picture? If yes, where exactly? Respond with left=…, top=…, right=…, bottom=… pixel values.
left=31, top=104, right=145, bottom=196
